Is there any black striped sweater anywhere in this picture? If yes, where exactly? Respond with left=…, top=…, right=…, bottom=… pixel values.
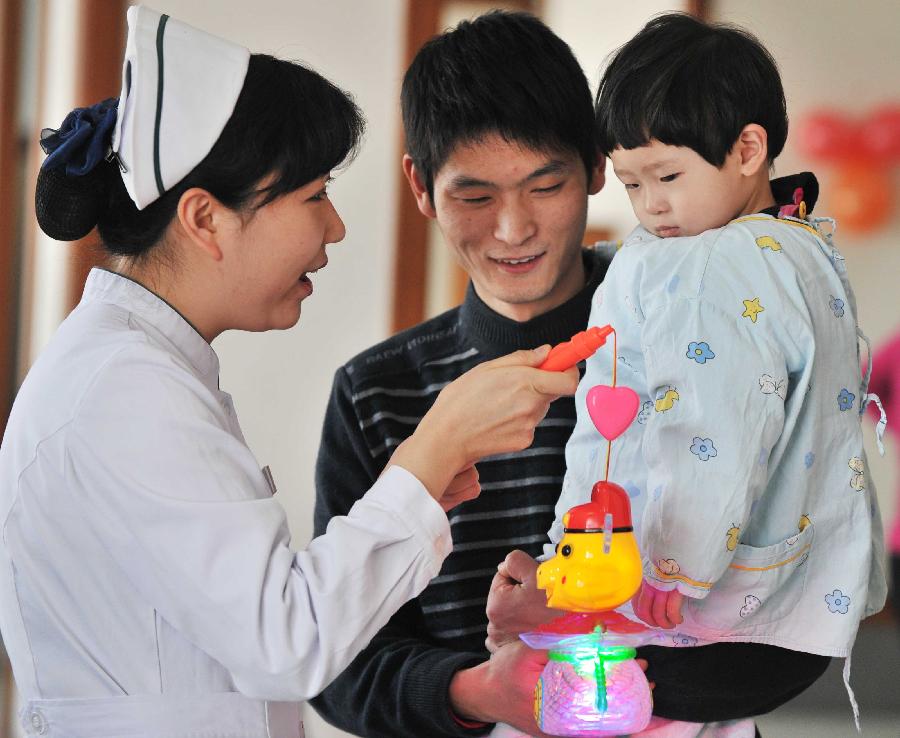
left=310, top=249, right=610, bottom=737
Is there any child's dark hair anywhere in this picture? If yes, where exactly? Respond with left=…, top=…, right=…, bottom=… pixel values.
left=36, top=54, right=364, bottom=256
left=401, top=10, right=595, bottom=199
left=595, top=13, right=787, bottom=167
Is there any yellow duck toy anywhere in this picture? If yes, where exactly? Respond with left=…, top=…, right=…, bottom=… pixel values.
left=537, top=480, right=642, bottom=612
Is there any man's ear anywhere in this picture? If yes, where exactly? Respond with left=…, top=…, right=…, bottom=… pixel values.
left=588, top=154, right=606, bottom=195
left=402, top=154, right=437, bottom=219
left=736, top=124, right=769, bottom=176
left=176, top=188, right=225, bottom=261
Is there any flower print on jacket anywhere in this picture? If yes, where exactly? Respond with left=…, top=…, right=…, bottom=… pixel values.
left=837, top=388, right=855, bottom=412
left=687, top=341, right=716, bottom=364
left=825, top=589, right=851, bottom=615
left=637, top=400, right=654, bottom=424
left=690, top=437, right=717, bottom=461
left=829, top=295, right=845, bottom=317
left=673, top=634, right=699, bottom=647
left=759, top=374, right=787, bottom=400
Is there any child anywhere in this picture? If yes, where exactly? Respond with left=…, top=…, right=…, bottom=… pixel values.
left=549, top=12, right=887, bottom=728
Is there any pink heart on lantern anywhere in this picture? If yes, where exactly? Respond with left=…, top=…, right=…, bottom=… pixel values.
left=586, top=385, right=640, bottom=441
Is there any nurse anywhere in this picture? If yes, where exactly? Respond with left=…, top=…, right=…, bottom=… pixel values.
left=0, top=7, right=577, bottom=737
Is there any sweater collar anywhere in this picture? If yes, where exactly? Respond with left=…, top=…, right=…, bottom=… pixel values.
left=459, top=250, right=607, bottom=355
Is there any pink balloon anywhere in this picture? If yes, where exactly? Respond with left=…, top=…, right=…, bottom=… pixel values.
left=586, top=385, right=640, bottom=441
left=860, top=106, right=900, bottom=162
left=797, top=111, right=858, bottom=162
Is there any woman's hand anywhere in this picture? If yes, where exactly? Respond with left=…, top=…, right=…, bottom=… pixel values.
left=437, top=464, right=481, bottom=512
left=388, top=346, right=578, bottom=503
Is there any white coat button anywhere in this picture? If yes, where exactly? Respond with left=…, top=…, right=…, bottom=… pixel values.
left=29, top=711, right=46, bottom=734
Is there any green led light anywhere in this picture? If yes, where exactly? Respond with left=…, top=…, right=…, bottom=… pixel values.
left=548, top=645, right=635, bottom=666
left=548, top=644, right=636, bottom=713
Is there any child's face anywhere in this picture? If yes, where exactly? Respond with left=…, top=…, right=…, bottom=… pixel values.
left=611, top=139, right=750, bottom=238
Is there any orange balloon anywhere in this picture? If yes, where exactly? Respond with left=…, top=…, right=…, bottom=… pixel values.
left=829, top=161, right=893, bottom=233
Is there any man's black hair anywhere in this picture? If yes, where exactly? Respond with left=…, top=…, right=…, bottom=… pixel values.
left=595, top=13, right=788, bottom=167
left=401, top=10, right=595, bottom=199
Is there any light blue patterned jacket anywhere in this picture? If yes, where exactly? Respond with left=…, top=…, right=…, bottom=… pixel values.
left=547, top=215, right=887, bottom=658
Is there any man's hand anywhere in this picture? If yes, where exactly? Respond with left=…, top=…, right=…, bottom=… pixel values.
left=450, top=642, right=655, bottom=738
left=631, top=579, right=684, bottom=629
left=485, top=550, right=563, bottom=652
left=449, top=640, right=556, bottom=738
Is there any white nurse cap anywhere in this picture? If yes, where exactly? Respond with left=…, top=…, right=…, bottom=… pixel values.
left=111, top=5, right=250, bottom=210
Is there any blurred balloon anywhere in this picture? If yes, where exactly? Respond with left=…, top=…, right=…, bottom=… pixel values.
left=797, top=111, right=858, bottom=161
left=829, top=161, right=892, bottom=233
left=859, top=106, right=900, bottom=162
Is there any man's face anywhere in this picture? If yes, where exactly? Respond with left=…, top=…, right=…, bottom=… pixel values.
left=406, top=134, right=603, bottom=322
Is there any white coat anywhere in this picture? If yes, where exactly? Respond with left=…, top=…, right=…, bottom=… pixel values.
left=0, top=269, right=452, bottom=737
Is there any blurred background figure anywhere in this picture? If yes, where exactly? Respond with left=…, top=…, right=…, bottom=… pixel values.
left=869, top=329, right=900, bottom=626
left=1, top=1, right=898, bottom=736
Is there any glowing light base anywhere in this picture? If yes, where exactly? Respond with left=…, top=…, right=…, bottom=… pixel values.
left=524, top=629, right=652, bottom=737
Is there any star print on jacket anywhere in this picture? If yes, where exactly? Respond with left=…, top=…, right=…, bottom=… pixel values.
left=742, top=297, right=765, bottom=323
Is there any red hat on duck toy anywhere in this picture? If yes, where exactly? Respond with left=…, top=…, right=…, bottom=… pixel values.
left=564, top=481, right=633, bottom=533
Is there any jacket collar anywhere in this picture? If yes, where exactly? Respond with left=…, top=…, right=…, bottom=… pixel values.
left=80, top=268, right=220, bottom=390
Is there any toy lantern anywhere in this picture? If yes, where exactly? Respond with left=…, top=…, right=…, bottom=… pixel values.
left=521, top=326, right=664, bottom=736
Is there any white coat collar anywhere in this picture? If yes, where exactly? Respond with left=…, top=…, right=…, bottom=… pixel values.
left=81, top=267, right=220, bottom=389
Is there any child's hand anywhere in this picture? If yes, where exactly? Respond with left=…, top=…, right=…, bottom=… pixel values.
left=631, top=579, right=684, bottom=629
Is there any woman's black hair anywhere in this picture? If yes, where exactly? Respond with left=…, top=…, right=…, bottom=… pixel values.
left=401, top=10, right=596, bottom=200
left=594, top=13, right=788, bottom=167
left=35, top=54, right=364, bottom=256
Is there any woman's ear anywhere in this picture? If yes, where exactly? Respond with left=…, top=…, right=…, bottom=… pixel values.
left=402, top=154, right=437, bottom=219
left=737, top=124, right=770, bottom=176
left=176, top=188, right=226, bottom=261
